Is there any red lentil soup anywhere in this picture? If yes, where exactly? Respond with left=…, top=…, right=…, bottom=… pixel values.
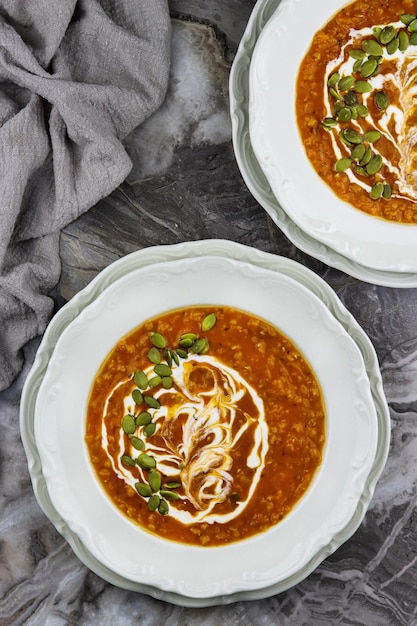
left=296, top=0, right=417, bottom=223
left=85, top=306, right=326, bottom=547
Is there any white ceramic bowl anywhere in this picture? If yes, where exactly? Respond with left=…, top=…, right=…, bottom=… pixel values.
left=229, top=0, right=417, bottom=287
left=249, top=0, right=417, bottom=273
left=32, top=253, right=378, bottom=600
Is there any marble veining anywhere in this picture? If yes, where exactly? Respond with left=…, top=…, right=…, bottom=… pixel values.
left=1, top=0, right=417, bottom=624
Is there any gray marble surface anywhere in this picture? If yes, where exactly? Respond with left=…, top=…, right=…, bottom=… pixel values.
left=1, top=1, right=417, bottom=624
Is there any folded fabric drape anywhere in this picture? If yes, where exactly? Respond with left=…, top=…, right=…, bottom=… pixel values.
left=0, top=0, right=171, bottom=390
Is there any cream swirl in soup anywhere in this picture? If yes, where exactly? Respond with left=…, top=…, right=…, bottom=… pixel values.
left=103, top=355, right=268, bottom=525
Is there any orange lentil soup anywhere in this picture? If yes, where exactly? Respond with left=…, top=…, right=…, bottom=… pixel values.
left=296, top=0, right=417, bottom=223
left=85, top=306, right=326, bottom=547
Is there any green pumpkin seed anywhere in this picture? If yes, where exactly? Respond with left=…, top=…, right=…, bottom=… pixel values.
left=338, top=129, right=350, bottom=143
left=382, top=183, right=392, bottom=198
left=338, top=75, right=355, bottom=91
left=349, top=106, right=358, bottom=120
left=408, top=18, right=417, bottom=32
left=354, top=164, right=369, bottom=177
left=373, top=27, right=382, bottom=41
left=135, top=482, right=152, bottom=497
left=362, top=39, right=384, bottom=56
left=154, top=363, right=172, bottom=377
left=398, top=30, right=410, bottom=52
left=368, top=54, right=383, bottom=64
left=148, top=375, right=162, bottom=388
left=144, top=395, right=161, bottom=409
left=364, top=130, right=381, bottom=143
left=330, top=87, right=342, bottom=100
left=337, top=107, right=352, bottom=122
left=380, top=25, right=396, bottom=44
left=136, top=411, right=152, bottom=426
left=202, top=313, right=217, bottom=332
left=360, top=58, right=378, bottom=77
left=375, top=91, right=389, bottom=110
left=133, top=370, right=148, bottom=390
left=356, top=104, right=369, bottom=117
left=122, top=414, right=136, bottom=435
left=160, top=489, right=180, bottom=501
left=327, top=72, right=340, bottom=87
left=179, top=332, right=198, bottom=342
left=351, top=143, right=366, bottom=162
left=409, top=31, right=417, bottom=45
left=191, top=337, right=209, bottom=354
left=354, top=80, right=372, bottom=93
left=171, top=350, right=180, bottom=366
left=175, top=348, right=188, bottom=359
left=130, top=436, right=145, bottom=451
left=165, top=481, right=181, bottom=489
left=121, top=455, right=136, bottom=467
left=360, top=147, right=373, bottom=166
left=131, top=389, right=143, bottom=406
left=165, top=349, right=173, bottom=368
left=366, top=154, right=383, bottom=175
left=344, top=128, right=363, bottom=144
left=401, top=13, right=416, bottom=26
left=150, top=332, right=166, bottom=349
left=343, top=90, right=358, bottom=106
left=148, top=470, right=162, bottom=492
left=371, top=182, right=384, bottom=199
left=339, top=130, right=352, bottom=146
left=178, top=337, right=194, bottom=348
left=349, top=48, right=366, bottom=60
left=353, top=58, right=363, bottom=72
left=386, top=36, right=399, bottom=54
left=322, top=117, right=338, bottom=129
left=144, top=422, right=156, bottom=437
left=148, top=494, right=160, bottom=511
left=147, top=347, right=161, bottom=364
left=137, top=453, right=157, bottom=469
left=158, top=498, right=169, bottom=515
left=335, top=158, right=352, bottom=172
left=162, top=376, right=173, bottom=389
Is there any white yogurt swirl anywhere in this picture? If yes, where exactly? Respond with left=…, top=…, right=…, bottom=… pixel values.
left=102, top=354, right=268, bottom=526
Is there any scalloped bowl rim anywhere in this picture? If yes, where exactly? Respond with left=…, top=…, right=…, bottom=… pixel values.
left=20, top=239, right=390, bottom=605
left=32, top=253, right=378, bottom=599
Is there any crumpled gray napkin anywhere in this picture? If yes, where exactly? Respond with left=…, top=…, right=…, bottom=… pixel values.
left=0, top=0, right=171, bottom=391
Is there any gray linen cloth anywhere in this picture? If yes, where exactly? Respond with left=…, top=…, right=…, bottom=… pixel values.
left=0, top=0, right=171, bottom=390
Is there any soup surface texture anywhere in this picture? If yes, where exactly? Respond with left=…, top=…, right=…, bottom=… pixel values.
left=296, top=0, right=417, bottom=223
left=85, top=306, right=326, bottom=546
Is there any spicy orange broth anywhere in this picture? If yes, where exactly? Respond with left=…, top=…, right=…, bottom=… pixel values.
left=296, top=0, right=417, bottom=223
left=85, top=306, right=325, bottom=546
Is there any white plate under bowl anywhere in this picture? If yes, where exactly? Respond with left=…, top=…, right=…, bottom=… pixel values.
left=249, top=0, right=417, bottom=273
left=20, top=239, right=390, bottom=606
left=33, top=253, right=377, bottom=600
